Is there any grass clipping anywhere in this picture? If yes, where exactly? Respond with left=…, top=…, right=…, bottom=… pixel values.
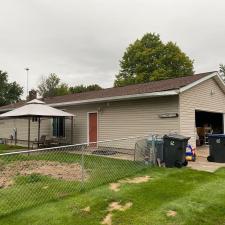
left=0, top=160, right=87, bottom=188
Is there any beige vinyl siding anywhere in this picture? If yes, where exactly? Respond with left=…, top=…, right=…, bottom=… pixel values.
left=0, top=118, right=51, bottom=143
left=0, top=95, right=179, bottom=148
left=179, top=77, right=225, bottom=147
left=62, top=104, right=102, bottom=144
left=62, top=96, right=179, bottom=147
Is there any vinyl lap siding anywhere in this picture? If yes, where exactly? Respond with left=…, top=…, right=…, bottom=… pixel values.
left=0, top=95, right=179, bottom=148
left=62, top=96, right=179, bottom=147
left=99, top=97, right=179, bottom=140
left=0, top=118, right=51, bottom=143
left=98, top=97, right=179, bottom=149
left=179, top=78, right=225, bottom=147
left=62, top=105, right=101, bottom=144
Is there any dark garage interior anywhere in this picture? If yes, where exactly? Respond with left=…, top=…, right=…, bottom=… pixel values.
left=195, top=110, right=223, bottom=146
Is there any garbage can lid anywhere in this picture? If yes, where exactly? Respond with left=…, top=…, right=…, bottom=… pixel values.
left=208, top=134, right=225, bottom=138
left=163, top=134, right=190, bottom=141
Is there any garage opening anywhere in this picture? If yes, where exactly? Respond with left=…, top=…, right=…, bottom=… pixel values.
left=195, top=110, right=223, bottom=146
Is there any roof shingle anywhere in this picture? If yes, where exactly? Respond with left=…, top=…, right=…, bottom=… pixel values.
left=0, top=71, right=216, bottom=111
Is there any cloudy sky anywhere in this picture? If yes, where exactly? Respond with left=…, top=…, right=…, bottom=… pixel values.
left=0, top=0, right=224, bottom=97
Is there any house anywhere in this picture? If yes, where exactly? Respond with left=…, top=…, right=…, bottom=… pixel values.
left=0, top=71, right=225, bottom=149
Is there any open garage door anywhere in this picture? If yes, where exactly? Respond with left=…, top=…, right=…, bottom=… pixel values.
left=195, top=110, right=224, bottom=146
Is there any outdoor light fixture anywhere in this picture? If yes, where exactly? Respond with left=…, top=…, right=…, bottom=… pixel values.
left=159, top=113, right=179, bottom=118
left=210, top=89, right=215, bottom=95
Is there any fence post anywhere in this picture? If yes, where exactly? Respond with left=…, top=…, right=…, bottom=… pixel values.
left=81, top=145, right=85, bottom=190
left=152, top=135, right=156, bottom=165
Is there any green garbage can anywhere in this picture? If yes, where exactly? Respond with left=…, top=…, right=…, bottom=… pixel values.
left=163, top=134, right=190, bottom=168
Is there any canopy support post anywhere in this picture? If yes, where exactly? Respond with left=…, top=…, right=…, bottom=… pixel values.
left=71, top=116, right=73, bottom=144
left=28, top=117, right=31, bottom=150
left=38, top=117, right=41, bottom=148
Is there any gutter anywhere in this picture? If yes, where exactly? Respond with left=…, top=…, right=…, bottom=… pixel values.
left=0, top=108, right=16, bottom=113
left=48, top=90, right=179, bottom=107
left=0, top=90, right=179, bottom=112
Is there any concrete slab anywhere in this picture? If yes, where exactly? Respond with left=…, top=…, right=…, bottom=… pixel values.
left=196, top=145, right=209, bottom=157
left=188, top=156, right=225, bottom=172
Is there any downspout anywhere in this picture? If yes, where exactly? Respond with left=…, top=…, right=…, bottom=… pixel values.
left=177, top=89, right=181, bottom=135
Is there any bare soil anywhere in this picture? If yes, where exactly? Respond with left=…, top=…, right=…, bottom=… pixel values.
left=0, top=160, right=87, bottom=188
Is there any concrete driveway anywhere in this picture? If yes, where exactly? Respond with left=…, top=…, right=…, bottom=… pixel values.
left=188, top=145, right=225, bottom=172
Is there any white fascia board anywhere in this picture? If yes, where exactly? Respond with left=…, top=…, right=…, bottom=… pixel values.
left=49, top=90, right=179, bottom=107
left=179, top=72, right=219, bottom=93
left=213, top=73, right=225, bottom=93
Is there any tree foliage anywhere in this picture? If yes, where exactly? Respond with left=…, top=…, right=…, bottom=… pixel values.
left=114, top=33, right=194, bottom=87
left=69, top=84, right=102, bottom=94
left=0, top=70, right=23, bottom=106
left=219, top=64, right=225, bottom=80
left=37, top=73, right=61, bottom=98
left=37, top=73, right=102, bottom=98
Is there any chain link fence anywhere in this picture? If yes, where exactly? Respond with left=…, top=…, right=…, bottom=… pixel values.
left=0, top=135, right=160, bottom=217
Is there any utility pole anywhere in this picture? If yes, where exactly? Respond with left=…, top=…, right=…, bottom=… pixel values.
left=25, top=68, right=30, bottom=97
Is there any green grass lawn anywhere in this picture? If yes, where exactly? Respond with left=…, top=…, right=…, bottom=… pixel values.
left=1, top=152, right=225, bottom=225
left=0, top=144, right=25, bottom=153
left=0, top=151, right=146, bottom=217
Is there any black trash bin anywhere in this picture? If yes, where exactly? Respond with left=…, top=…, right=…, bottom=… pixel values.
left=208, top=134, right=225, bottom=163
left=163, top=134, right=190, bottom=168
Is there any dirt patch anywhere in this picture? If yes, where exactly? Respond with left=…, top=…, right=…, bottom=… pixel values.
left=109, top=175, right=151, bottom=192
left=121, top=175, right=150, bottom=184
left=82, top=206, right=90, bottom=212
left=0, top=160, right=87, bottom=188
left=101, top=201, right=133, bottom=225
left=101, top=213, right=112, bottom=225
left=166, top=210, right=177, bottom=217
left=109, top=183, right=121, bottom=192
left=108, top=201, right=133, bottom=212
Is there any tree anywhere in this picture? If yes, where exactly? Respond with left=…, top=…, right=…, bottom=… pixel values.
left=114, top=33, right=194, bottom=87
left=0, top=70, right=23, bottom=106
left=55, top=83, right=70, bottom=96
left=69, top=84, right=102, bottom=94
left=38, top=73, right=62, bottom=97
left=219, top=64, right=225, bottom=81
left=37, top=73, right=102, bottom=97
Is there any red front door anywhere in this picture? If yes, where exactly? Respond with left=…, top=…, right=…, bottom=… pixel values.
left=89, top=112, right=97, bottom=146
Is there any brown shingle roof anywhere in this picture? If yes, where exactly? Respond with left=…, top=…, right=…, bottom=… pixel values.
left=0, top=71, right=217, bottom=111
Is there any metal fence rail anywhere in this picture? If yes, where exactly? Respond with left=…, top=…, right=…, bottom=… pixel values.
left=0, top=135, right=155, bottom=217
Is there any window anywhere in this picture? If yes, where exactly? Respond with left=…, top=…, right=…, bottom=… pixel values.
left=53, top=117, right=65, bottom=137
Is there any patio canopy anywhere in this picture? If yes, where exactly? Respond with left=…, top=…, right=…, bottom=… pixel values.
left=0, top=99, right=74, bottom=118
left=0, top=99, right=75, bottom=149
